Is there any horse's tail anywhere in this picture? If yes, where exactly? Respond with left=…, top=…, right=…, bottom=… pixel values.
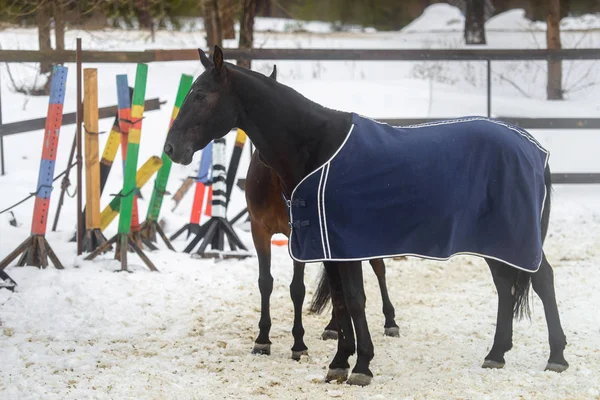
left=309, top=265, right=331, bottom=314
left=514, top=164, right=552, bottom=320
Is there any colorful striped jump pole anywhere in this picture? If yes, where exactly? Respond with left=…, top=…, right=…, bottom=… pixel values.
left=178, top=137, right=248, bottom=258
left=115, top=76, right=143, bottom=247
left=0, top=65, right=69, bottom=283
left=170, top=142, right=213, bottom=251
left=100, top=156, right=163, bottom=231
left=140, top=74, right=193, bottom=248
left=99, top=116, right=122, bottom=190
left=82, top=68, right=107, bottom=252
left=170, top=177, right=195, bottom=211
left=86, top=64, right=157, bottom=272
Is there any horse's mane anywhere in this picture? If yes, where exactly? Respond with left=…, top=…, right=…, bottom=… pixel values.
left=225, top=62, right=343, bottom=116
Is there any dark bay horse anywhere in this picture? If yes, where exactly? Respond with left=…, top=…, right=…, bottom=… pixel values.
left=246, top=66, right=399, bottom=360
left=165, top=46, right=569, bottom=386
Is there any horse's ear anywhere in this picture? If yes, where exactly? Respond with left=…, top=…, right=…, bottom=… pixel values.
left=198, top=48, right=212, bottom=70
left=213, top=45, right=224, bottom=71
left=268, top=65, right=277, bottom=80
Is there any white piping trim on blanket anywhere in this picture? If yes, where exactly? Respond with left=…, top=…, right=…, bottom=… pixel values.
left=322, top=163, right=332, bottom=258
left=357, top=114, right=548, bottom=154
left=289, top=123, right=355, bottom=260
left=288, top=115, right=548, bottom=272
left=316, top=167, right=327, bottom=259
left=288, top=250, right=542, bottom=273
left=290, top=124, right=355, bottom=201
left=357, top=113, right=550, bottom=221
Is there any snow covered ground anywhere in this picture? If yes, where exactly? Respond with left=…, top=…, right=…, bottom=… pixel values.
left=1, top=5, right=600, bottom=399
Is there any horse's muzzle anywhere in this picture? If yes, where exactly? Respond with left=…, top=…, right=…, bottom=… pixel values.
left=164, top=141, right=193, bottom=165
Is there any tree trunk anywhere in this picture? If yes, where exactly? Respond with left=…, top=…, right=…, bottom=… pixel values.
left=220, top=0, right=236, bottom=40
left=464, top=0, right=486, bottom=45
left=238, top=0, right=256, bottom=69
left=203, top=0, right=223, bottom=48
left=546, top=0, right=563, bottom=100
left=137, top=0, right=155, bottom=42
left=37, top=1, right=52, bottom=75
left=53, top=0, right=65, bottom=51
left=256, top=0, right=271, bottom=17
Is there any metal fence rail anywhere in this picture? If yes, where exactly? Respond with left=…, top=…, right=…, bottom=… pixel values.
left=1, top=47, right=599, bottom=182
left=0, top=48, right=599, bottom=63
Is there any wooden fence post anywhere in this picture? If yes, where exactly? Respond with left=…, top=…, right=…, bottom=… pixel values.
left=82, top=68, right=106, bottom=251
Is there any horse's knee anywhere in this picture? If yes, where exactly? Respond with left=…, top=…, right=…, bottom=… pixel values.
left=345, top=292, right=366, bottom=317
left=289, top=280, right=306, bottom=300
left=258, top=275, right=274, bottom=294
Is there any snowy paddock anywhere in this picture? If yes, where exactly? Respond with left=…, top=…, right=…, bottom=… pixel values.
left=2, top=4, right=600, bottom=399
left=1, top=185, right=600, bottom=399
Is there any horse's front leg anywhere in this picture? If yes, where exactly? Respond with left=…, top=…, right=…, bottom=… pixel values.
left=251, top=222, right=273, bottom=355
left=290, top=260, right=308, bottom=360
left=324, top=262, right=355, bottom=383
left=339, top=261, right=374, bottom=386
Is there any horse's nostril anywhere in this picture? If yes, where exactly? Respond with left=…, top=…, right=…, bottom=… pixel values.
left=164, top=143, right=174, bottom=156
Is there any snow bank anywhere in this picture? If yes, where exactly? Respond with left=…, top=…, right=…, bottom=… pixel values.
left=405, top=4, right=600, bottom=33
left=402, top=4, right=465, bottom=33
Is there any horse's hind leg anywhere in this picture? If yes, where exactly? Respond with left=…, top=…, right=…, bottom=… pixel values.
left=324, top=262, right=355, bottom=383
left=290, top=260, right=308, bottom=360
left=338, top=261, right=374, bottom=386
left=483, top=259, right=519, bottom=369
left=531, top=253, right=568, bottom=372
left=322, top=308, right=339, bottom=340
left=369, top=259, right=399, bottom=337
left=251, top=221, right=273, bottom=355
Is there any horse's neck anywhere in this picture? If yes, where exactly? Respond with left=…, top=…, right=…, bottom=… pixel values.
left=230, top=66, right=351, bottom=195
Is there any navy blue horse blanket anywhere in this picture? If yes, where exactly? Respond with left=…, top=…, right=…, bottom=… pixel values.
left=287, top=114, right=549, bottom=272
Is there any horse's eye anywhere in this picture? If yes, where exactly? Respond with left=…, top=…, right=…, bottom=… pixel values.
left=194, top=92, right=206, bottom=101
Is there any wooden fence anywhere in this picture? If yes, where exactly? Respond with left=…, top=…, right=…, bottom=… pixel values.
left=1, top=47, right=599, bottom=183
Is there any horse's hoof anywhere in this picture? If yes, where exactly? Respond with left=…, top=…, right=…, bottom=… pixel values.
left=384, top=326, right=400, bottom=337
left=347, top=373, right=372, bottom=386
left=545, top=362, right=569, bottom=373
left=291, top=349, right=308, bottom=361
left=325, top=368, right=348, bottom=383
left=321, top=330, right=338, bottom=341
left=252, top=343, right=271, bottom=355
left=482, top=359, right=505, bottom=369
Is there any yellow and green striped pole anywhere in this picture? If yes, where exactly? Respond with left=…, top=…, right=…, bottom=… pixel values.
left=141, top=74, right=193, bottom=246
left=100, top=156, right=163, bottom=231
left=118, top=65, right=146, bottom=235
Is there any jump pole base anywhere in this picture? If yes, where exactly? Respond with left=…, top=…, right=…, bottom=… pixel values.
left=85, top=233, right=158, bottom=272
left=0, top=269, right=17, bottom=291
left=169, top=222, right=202, bottom=244
left=82, top=228, right=108, bottom=253
left=139, top=220, right=174, bottom=251
left=182, top=217, right=249, bottom=258
left=228, top=207, right=250, bottom=226
left=0, top=235, right=64, bottom=271
left=192, top=251, right=253, bottom=260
